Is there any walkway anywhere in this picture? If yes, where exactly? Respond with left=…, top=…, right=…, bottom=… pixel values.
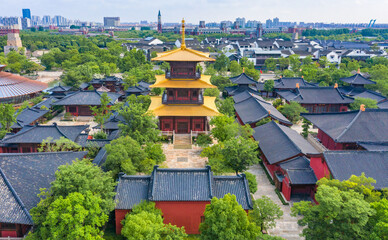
left=248, top=165, right=304, bottom=240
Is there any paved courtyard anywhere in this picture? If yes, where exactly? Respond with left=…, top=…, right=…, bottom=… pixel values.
left=248, top=165, right=304, bottom=240
left=163, top=143, right=208, bottom=168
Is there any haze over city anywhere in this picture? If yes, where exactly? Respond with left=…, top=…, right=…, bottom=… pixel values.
left=1, top=0, right=388, bottom=23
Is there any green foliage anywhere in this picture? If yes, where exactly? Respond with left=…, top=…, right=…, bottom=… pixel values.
left=93, top=131, right=108, bottom=139
left=118, top=101, right=159, bottom=144
left=264, top=58, right=277, bottom=71
left=49, top=160, right=117, bottom=214
left=91, top=92, right=113, bottom=131
left=204, top=88, right=220, bottom=97
left=104, top=136, right=165, bottom=176
left=292, top=184, right=374, bottom=240
left=131, top=200, right=162, bottom=216
left=263, top=80, right=274, bottom=96
left=210, top=115, right=252, bottom=142
left=249, top=196, right=283, bottom=231
left=369, top=199, right=388, bottom=239
left=244, top=172, right=258, bottom=194
left=221, top=137, right=259, bottom=174
left=288, top=55, right=301, bottom=72
left=350, top=97, right=378, bottom=110
left=229, top=60, right=242, bottom=76
left=0, top=103, right=16, bottom=139
left=28, top=192, right=108, bottom=240
left=278, top=57, right=289, bottom=71
left=301, top=118, right=311, bottom=138
left=125, top=94, right=151, bottom=110
left=214, top=54, right=230, bottom=72
left=272, top=99, right=283, bottom=109
left=37, top=136, right=82, bottom=152
left=245, top=67, right=260, bottom=81
left=215, top=97, right=235, bottom=117
left=199, top=194, right=260, bottom=240
left=196, top=134, right=213, bottom=147
left=210, top=75, right=233, bottom=91
left=279, top=101, right=307, bottom=123
left=255, top=117, right=272, bottom=127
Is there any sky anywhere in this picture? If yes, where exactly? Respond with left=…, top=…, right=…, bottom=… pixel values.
left=1, top=0, right=388, bottom=24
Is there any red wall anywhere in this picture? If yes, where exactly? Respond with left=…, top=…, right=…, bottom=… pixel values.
left=115, top=209, right=130, bottom=234
left=317, top=129, right=344, bottom=150
left=282, top=177, right=291, bottom=201
left=310, top=157, right=331, bottom=180
left=155, top=201, right=209, bottom=234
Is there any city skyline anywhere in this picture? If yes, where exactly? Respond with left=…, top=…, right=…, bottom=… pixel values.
left=1, top=0, right=388, bottom=24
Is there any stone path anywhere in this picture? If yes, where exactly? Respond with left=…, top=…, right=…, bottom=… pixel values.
left=163, top=143, right=208, bottom=168
left=248, top=165, right=304, bottom=240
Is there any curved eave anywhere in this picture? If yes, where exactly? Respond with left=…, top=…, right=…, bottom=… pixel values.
left=148, top=96, right=220, bottom=117
left=150, top=75, right=217, bottom=89
left=151, top=47, right=215, bottom=62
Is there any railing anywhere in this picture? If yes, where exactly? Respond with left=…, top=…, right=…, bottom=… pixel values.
left=307, top=133, right=327, bottom=153
left=160, top=130, right=174, bottom=136
left=165, top=71, right=201, bottom=79
left=0, top=237, right=25, bottom=240
left=162, top=92, right=204, bottom=105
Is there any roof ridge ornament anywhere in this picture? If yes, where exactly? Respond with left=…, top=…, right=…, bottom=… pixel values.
left=181, top=19, right=186, bottom=50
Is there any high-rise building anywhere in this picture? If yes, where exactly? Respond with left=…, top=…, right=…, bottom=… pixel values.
left=21, top=18, right=31, bottom=29
left=266, top=19, right=273, bottom=28
left=199, top=21, right=205, bottom=28
left=273, top=17, right=279, bottom=27
left=256, top=23, right=263, bottom=38
left=157, top=10, right=162, bottom=33
left=235, top=17, right=246, bottom=28
left=104, top=17, right=120, bottom=27
left=42, top=15, right=51, bottom=25
left=53, top=15, right=67, bottom=26
left=31, top=16, right=41, bottom=25
left=1, top=17, right=22, bottom=29
left=22, top=9, right=31, bottom=19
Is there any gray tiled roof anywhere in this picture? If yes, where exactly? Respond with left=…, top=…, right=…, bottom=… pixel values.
left=234, top=92, right=291, bottom=126
left=279, top=156, right=317, bottom=185
left=115, top=175, right=150, bottom=209
left=359, top=143, right=388, bottom=151
left=302, top=109, right=388, bottom=143
left=53, top=90, right=121, bottom=106
left=253, top=121, right=319, bottom=164
left=378, top=100, right=388, bottom=109
left=46, top=84, right=72, bottom=92
left=277, top=87, right=354, bottom=104
left=233, top=90, right=264, bottom=103
left=115, top=166, right=253, bottom=210
left=230, top=73, right=257, bottom=85
left=0, top=151, right=87, bottom=224
left=340, top=74, right=376, bottom=85
left=1, top=124, right=88, bottom=144
left=323, top=151, right=388, bottom=190
left=353, top=90, right=387, bottom=103
left=274, top=78, right=316, bottom=89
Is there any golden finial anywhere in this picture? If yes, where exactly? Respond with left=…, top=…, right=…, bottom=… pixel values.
left=181, top=18, right=186, bottom=49
left=360, top=104, right=365, bottom=111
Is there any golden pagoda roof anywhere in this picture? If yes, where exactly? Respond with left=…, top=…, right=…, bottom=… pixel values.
left=148, top=96, right=220, bottom=117
left=150, top=74, right=217, bottom=89
left=151, top=19, right=215, bottom=62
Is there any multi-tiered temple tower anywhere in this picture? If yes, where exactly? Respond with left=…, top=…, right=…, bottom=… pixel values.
left=148, top=19, right=220, bottom=134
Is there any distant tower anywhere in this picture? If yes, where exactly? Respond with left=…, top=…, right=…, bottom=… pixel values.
left=4, top=25, right=23, bottom=55
left=199, top=21, right=205, bottom=28
left=157, top=10, right=162, bottom=33
left=256, top=23, right=263, bottom=38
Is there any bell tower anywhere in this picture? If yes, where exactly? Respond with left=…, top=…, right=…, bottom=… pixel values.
left=157, top=10, right=162, bottom=33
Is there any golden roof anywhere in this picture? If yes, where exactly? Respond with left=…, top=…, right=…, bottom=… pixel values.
left=151, top=19, right=215, bottom=62
left=148, top=96, right=220, bottom=117
left=150, top=74, right=217, bottom=89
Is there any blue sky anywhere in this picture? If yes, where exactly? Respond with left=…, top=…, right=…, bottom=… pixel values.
left=1, top=0, right=388, bottom=24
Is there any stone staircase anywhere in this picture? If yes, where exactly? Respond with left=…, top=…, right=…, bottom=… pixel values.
left=174, top=134, right=192, bottom=149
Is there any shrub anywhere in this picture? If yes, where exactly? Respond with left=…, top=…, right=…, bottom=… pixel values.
left=196, top=134, right=213, bottom=147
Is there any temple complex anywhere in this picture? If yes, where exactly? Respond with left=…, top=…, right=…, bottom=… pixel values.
left=148, top=19, right=220, bottom=134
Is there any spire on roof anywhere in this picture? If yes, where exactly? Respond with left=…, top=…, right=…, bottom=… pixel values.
left=181, top=19, right=186, bottom=50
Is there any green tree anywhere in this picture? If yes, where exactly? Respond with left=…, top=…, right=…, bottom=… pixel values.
left=118, top=102, right=159, bottom=144
left=0, top=103, right=16, bottom=138
left=301, top=118, right=311, bottom=138
left=249, top=196, right=283, bottom=232
left=90, top=92, right=113, bottom=132
left=244, top=172, right=258, bottom=194
left=199, top=194, right=260, bottom=240
left=278, top=57, right=289, bottom=71
left=204, top=88, right=220, bottom=97
left=37, top=137, right=82, bottom=152
left=214, top=54, right=230, bottom=72
left=230, top=60, right=242, bottom=76
left=263, top=80, right=274, bottom=97
left=131, top=200, right=162, bottom=216
left=369, top=199, right=388, bottom=240
left=350, top=97, right=378, bottom=111
left=49, top=160, right=117, bottom=215
left=318, top=56, right=329, bottom=68
left=272, top=99, right=283, bottom=109
left=28, top=192, right=108, bottom=240
left=288, top=55, right=301, bottom=72
left=255, top=117, right=272, bottom=127
left=279, top=101, right=307, bottom=123
left=292, top=184, right=374, bottom=240
left=210, top=75, right=233, bottom=91
left=221, top=136, right=259, bottom=174
left=40, top=53, right=56, bottom=70
left=210, top=115, right=252, bottom=142
left=264, top=58, right=277, bottom=71
left=302, top=56, right=313, bottom=66
left=245, top=67, right=260, bottom=81
left=216, top=97, right=235, bottom=117
left=121, top=211, right=187, bottom=240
